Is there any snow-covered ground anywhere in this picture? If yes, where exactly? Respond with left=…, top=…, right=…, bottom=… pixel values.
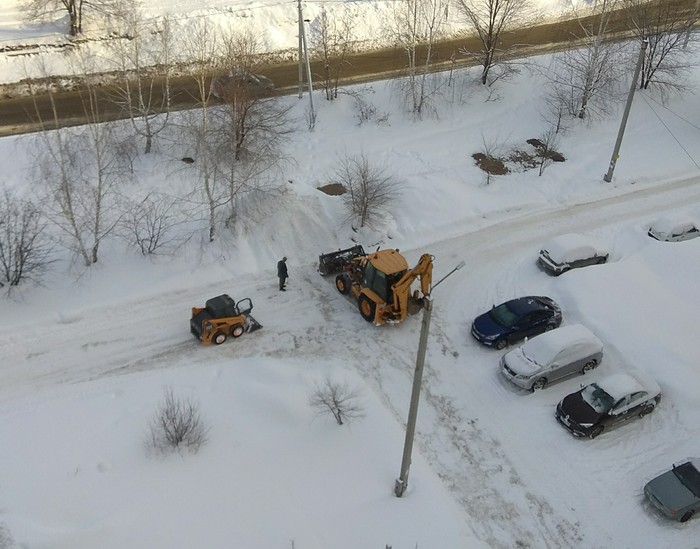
left=1, top=1, right=700, bottom=548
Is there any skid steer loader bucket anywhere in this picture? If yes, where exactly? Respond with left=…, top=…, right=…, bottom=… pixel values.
left=245, top=315, right=263, bottom=333
left=318, top=244, right=366, bottom=276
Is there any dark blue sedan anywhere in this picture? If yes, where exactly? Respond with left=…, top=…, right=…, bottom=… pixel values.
left=471, top=296, right=562, bottom=350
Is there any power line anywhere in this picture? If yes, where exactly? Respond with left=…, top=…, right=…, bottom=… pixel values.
left=642, top=91, right=700, bottom=132
left=639, top=91, right=700, bottom=171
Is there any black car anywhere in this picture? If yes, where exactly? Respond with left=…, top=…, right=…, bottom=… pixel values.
left=470, top=296, right=562, bottom=350
left=555, top=371, right=661, bottom=439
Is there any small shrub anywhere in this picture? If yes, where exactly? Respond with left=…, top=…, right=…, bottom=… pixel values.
left=309, top=379, right=364, bottom=425
left=472, top=152, right=508, bottom=175
left=148, top=387, right=209, bottom=454
left=0, top=523, right=14, bottom=549
left=527, top=138, right=565, bottom=162
left=507, top=149, right=539, bottom=171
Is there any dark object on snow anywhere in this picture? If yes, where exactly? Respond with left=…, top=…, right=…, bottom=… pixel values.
left=181, top=157, right=195, bottom=164
left=318, top=245, right=366, bottom=276
left=277, top=257, right=288, bottom=291
left=190, top=294, right=262, bottom=345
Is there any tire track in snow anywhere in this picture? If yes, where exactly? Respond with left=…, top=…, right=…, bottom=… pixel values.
left=2, top=175, right=700, bottom=545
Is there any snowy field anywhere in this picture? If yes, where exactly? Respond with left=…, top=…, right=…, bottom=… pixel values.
left=1, top=1, right=700, bottom=548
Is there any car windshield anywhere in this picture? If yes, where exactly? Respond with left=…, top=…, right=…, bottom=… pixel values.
left=673, top=462, right=700, bottom=498
left=489, top=303, right=519, bottom=328
left=580, top=383, right=615, bottom=413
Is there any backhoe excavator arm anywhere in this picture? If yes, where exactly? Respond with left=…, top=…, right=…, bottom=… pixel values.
left=391, top=254, right=434, bottom=321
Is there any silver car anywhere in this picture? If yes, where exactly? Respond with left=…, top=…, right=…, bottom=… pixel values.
left=501, top=324, right=604, bottom=391
left=644, top=458, right=700, bottom=522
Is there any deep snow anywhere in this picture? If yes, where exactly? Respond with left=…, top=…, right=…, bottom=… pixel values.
left=1, top=1, right=700, bottom=548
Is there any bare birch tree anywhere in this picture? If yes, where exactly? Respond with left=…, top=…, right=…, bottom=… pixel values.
left=543, top=0, right=623, bottom=120
left=28, top=53, right=129, bottom=266
left=210, top=29, right=294, bottom=228
left=179, top=19, right=223, bottom=242
left=334, top=152, right=403, bottom=228
left=111, top=5, right=174, bottom=153
left=387, top=0, right=449, bottom=116
left=21, top=0, right=126, bottom=36
left=623, top=0, right=697, bottom=94
left=455, top=0, right=532, bottom=86
left=310, top=8, right=355, bottom=101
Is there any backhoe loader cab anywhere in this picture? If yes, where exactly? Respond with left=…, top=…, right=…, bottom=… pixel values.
left=327, top=247, right=433, bottom=325
left=190, top=294, right=262, bottom=345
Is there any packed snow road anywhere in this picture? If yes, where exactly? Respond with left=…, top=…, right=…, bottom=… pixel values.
left=3, top=175, right=700, bottom=548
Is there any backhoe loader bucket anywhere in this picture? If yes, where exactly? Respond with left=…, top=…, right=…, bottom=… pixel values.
left=318, top=245, right=366, bottom=276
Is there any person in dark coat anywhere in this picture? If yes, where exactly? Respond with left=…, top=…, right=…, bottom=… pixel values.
left=277, top=257, right=288, bottom=291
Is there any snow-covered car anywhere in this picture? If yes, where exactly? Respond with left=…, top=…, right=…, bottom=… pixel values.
left=644, top=458, right=700, bottom=523
left=647, top=214, right=699, bottom=242
left=555, top=370, right=661, bottom=439
left=537, top=233, right=609, bottom=275
left=500, top=324, right=603, bottom=391
left=210, top=72, right=275, bottom=100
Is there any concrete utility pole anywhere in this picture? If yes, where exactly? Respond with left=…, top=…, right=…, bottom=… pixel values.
left=395, top=297, right=432, bottom=498
left=684, top=0, right=700, bottom=48
left=301, top=14, right=315, bottom=121
left=297, top=0, right=304, bottom=99
left=395, top=261, right=465, bottom=498
left=603, top=39, right=648, bottom=183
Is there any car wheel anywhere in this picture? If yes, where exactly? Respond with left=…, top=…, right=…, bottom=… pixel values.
left=544, top=324, right=556, bottom=332
left=680, top=510, right=695, bottom=523
left=495, top=338, right=507, bottom=350
left=531, top=378, right=547, bottom=391
left=335, top=274, right=351, bottom=295
left=639, top=402, right=656, bottom=418
left=230, top=324, right=245, bottom=338
left=213, top=331, right=227, bottom=345
left=589, top=425, right=604, bottom=439
left=358, top=295, right=376, bottom=323
left=581, top=360, right=597, bottom=374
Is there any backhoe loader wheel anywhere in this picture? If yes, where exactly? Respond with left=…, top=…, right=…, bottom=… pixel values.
left=358, top=295, right=376, bottom=323
left=335, top=274, right=351, bottom=295
left=213, top=331, right=227, bottom=345
left=231, top=324, right=245, bottom=338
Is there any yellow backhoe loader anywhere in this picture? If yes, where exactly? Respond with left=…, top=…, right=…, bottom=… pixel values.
left=318, top=246, right=433, bottom=325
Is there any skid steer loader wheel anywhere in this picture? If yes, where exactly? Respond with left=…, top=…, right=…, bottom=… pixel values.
left=213, top=331, right=227, bottom=345
left=358, top=295, right=376, bottom=323
left=230, top=324, right=244, bottom=338
left=335, top=274, right=351, bottom=295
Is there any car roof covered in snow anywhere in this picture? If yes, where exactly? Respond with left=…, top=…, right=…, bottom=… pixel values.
left=649, top=214, right=697, bottom=235
left=540, top=233, right=608, bottom=263
left=596, top=370, right=660, bottom=400
left=521, top=324, right=602, bottom=364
